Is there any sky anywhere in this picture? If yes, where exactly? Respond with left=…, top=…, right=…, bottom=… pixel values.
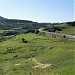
left=0, top=0, right=74, bottom=23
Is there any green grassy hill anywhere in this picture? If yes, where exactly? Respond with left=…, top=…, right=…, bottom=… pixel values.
left=43, top=23, right=75, bottom=35
left=0, top=33, right=74, bottom=75
left=55, top=24, right=75, bottom=35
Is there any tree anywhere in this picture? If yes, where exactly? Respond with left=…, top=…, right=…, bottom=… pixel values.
left=35, top=29, right=39, bottom=34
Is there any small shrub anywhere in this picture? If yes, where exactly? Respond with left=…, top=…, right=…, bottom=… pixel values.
left=13, top=55, right=18, bottom=58
left=13, top=68, right=17, bottom=71
left=22, top=38, right=27, bottom=43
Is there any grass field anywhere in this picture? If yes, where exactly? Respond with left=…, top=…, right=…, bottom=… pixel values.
left=0, top=33, right=75, bottom=75
left=55, top=24, right=75, bottom=35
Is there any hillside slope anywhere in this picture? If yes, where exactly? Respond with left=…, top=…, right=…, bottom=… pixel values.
left=0, top=33, right=74, bottom=75
left=0, top=16, right=7, bottom=21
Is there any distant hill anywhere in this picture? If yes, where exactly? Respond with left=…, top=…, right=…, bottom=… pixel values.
left=0, top=16, right=74, bottom=30
left=0, top=16, right=50, bottom=30
left=0, top=16, right=7, bottom=21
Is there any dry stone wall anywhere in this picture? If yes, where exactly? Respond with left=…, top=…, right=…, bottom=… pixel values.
left=39, top=30, right=75, bottom=41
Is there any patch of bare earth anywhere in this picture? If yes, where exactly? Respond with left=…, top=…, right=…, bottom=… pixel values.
left=32, top=58, right=52, bottom=69
left=14, top=63, right=20, bottom=66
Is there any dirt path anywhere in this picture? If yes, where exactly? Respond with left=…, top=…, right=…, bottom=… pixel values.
left=32, top=58, right=52, bottom=69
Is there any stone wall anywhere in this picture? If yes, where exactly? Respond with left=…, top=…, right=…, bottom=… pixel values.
left=39, top=30, right=75, bottom=41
